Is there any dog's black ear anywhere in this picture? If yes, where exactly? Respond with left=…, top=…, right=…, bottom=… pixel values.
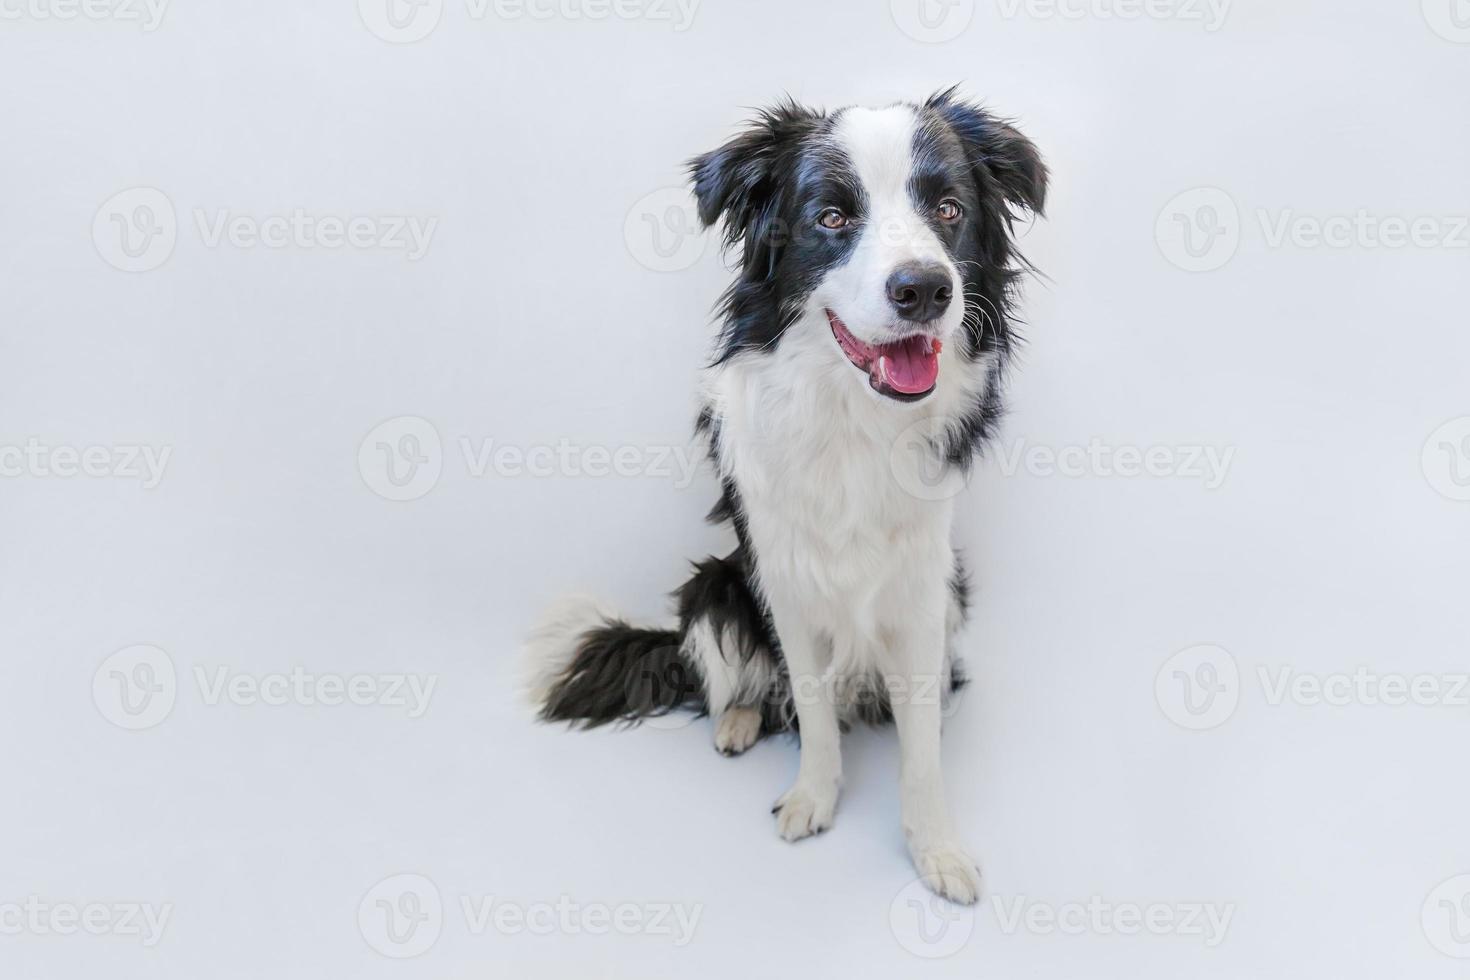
left=926, top=87, right=1047, bottom=217
left=688, top=99, right=822, bottom=254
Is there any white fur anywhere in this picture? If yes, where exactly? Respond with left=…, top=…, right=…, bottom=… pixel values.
left=683, top=616, right=782, bottom=753
left=703, top=104, right=985, bottom=902
left=820, top=106, right=965, bottom=349
left=521, top=594, right=619, bottom=708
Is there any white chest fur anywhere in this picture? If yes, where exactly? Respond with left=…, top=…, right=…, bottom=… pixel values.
left=705, top=314, right=986, bottom=656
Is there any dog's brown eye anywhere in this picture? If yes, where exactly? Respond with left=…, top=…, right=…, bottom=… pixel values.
left=937, top=199, right=963, bottom=222
left=818, top=208, right=848, bottom=230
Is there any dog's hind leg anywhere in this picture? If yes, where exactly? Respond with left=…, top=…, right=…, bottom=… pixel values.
left=713, top=705, right=764, bottom=756
left=676, top=551, right=785, bottom=756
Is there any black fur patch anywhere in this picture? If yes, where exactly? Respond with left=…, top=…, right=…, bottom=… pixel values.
left=688, top=99, right=837, bottom=364
left=675, top=548, right=792, bottom=735
left=918, top=86, right=1048, bottom=468
left=538, top=623, right=701, bottom=728
left=949, top=553, right=973, bottom=626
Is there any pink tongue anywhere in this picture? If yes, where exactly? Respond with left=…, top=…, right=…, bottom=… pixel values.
left=876, top=336, right=940, bottom=395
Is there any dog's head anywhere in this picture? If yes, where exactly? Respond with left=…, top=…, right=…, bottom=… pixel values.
left=690, top=89, right=1046, bottom=403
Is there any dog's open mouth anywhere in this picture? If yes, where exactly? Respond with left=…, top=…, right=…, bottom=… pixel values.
left=827, top=310, right=941, bottom=402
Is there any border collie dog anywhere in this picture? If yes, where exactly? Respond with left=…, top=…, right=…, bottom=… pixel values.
left=525, top=89, right=1046, bottom=903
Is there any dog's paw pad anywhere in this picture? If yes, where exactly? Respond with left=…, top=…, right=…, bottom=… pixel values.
left=912, top=843, right=981, bottom=905
left=772, top=783, right=837, bottom=841
left=714, top=707, right=762, bottom=756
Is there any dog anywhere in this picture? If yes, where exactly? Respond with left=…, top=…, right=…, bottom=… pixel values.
left=524, top=88, right=1046, bottom=903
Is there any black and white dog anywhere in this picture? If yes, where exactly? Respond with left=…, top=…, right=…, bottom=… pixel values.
left=525, top=89, right=1046, bottom=903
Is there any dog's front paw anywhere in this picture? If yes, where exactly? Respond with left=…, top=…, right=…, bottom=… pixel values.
left=911, top=841, right=981, bottom=905
left=771, top=781, right=838, bottom=842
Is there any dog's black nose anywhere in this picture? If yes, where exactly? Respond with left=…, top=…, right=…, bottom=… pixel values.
left=886, top=263, right=953, bottom=322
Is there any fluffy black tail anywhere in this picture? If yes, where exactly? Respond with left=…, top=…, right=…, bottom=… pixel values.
left=523, top=597, right=705, bottom=727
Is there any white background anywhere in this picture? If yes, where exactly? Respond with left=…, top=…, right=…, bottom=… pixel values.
left=2, top=1, right=1469, bottom=977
